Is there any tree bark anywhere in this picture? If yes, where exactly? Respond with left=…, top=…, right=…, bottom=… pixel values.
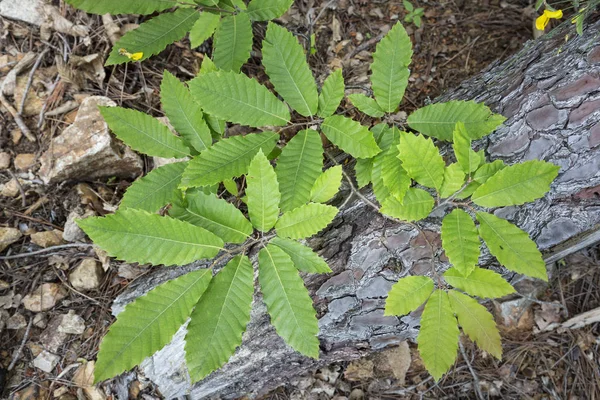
left=111, top=22, right=600, bottom=399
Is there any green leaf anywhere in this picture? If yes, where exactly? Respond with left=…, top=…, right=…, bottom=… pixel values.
left=441, top=209, right=480, bottom=276
left=403, top=0, right=414, bottom=11
left=380, top=188, right=434, bottom=221
left=258, top=245, right=320, bottom=358
left=310, top=166, right=342, bottom=204
left=276, top=130, right=323, bottom=212
left=100, top=107, right=191, bottom=158
left=263, top=23, right=318, bottom=117
left=418, top=290, right=459, bottom=381
left=321, top=115, right=381, bottom=159
left=347, top=93, right=385, bottom=118
left=276, top=203, right=338, bottom=239
left=380, top=138, right=411, bottom=203
left=197, top=0, right=219, bottom=5
left=443, top=267, right=515, bottom=299
left=476, top=212, right=547, bottom=281
left=64, top=0, right=176, bottom=15
left=213, top=13, right=253, bottom=72
left=169, top=191, right=253, bottom=244
left=448, top=290, right=502, bottom=359
left=271, top=237, right=331, bottom=274
left=384, top=276, right=434, bottom=316
left=455, top=181, right=480, bottom=200
left=247, top=150, right=281, bottom=232
left=354, top=158, right=373, bottom=189
left=453, top=122, right=480, bottom=174
left=439, top=163, right=466, bottom=199
left=473, top=160, right=505, bottom=184
left=217, top=0, right=247, bottom=11
left=223, top=179, right=239, bottom=196
left=317, top=69, right=345, bottom=118
left=471, top=160, right=559, bottom=207
left=94, top=268, right=212, bottom=382
left=77, top=209, right=223, bottom=266
left=161, top=71, right=212, bottom=153
left=246, top=0, right=293, bottom=21
left=199, top=56, right=218, bottom=74
left=189, top=11, right=221, bottom=48
left=189, top=71, right=291, bottom=127
left=120, top=162, right=187, bottom=212
left=106, top=9, right=200, bottom=65
left=407, top=101, right=506, bottom=141
left=370, top=22, right=412, bottom=112
left=397, top=132, right=445, bottom=191
left=186, top=255, right=254, bottom=381
left=181, top=131, right=278, bottom=188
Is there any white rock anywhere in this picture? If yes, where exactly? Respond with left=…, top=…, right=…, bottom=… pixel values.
left=0, top=0, right=44, bottom=26
left=0, top=227, right=22, bottom=253
left=32, top=350, right=60, bottom=373
left=30, top=229, right=63, bottom=248
left=0, top=178, right=20, bottom=197
left=57, top=310, right=85, bottom=334
left=69, top=259, right=104, bottom=291
left=6, top=313, right=27, bottom=329
left=22, top=283, right=68, bottom=312
left=33, top=313, right=47, bottom=328
left=0, top=152, right=10, bottom=169
left=62, top=209, right=93, bottom=242
left=38, top=96, right=143, bottom=184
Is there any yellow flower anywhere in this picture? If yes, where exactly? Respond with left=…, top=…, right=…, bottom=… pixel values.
left=535, top=9, right=563, bottom=31
left=118, top=48, right=144, bottom=61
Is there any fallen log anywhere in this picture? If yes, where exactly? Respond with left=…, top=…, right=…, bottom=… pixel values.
left=111, top=22, right=600, bottom=399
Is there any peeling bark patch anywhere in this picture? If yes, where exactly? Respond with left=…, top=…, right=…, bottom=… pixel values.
left=589, top=122, right=600, bottom=148
left=526, top=104, right=559, bottom=130
left=537, top=218, right=580, bottom=248
left=587, top=46, right=600, bottom=64
left=552, top=73, right=600, bottom=101
left=568, top=98, right=600, bottom=127
left=573, top=184, right=600, bottom=200
left=488, top=130, right=530, bottom=157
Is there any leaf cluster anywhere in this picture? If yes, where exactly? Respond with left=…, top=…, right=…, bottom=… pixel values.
left=66, top=4, right=561, bottom=384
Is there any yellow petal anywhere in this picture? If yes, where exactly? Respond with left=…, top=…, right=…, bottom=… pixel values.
left=535, top=14, right=549, bottom=31
left=545, top=9, right=563, bottom=19
left=130, top=52, right=144, bottom=61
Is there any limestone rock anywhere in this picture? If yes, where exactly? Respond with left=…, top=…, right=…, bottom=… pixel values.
left=0, top=0, right=44, bottom=26
left=69, top=259, right=104, bottom=291
left=38, top=96, right=143, bottom=184
left=57, top=310, right=85, bottom=334
left=62, top=209, right=94, bottom=242
left=7, top=313, right=27, bottom=329
left=0, top=152, right=10, bottom=169
left=22, top=283, right=67, bottom=312
left=40, top=315, right=68, bottom=352
left=0, top=227, right=22, bottom=253
left=0, top=178, right=21, bottom=197
left=33, top=350, right=60, bottom=373
left=13, top=153, right=36, bottom=171
left=30, top=229, right=63, bottom=248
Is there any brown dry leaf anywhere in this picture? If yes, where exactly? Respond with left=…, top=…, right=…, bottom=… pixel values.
left=344, top=358, right=374, bottom=381
left=534, top=302, right=563, bottom=331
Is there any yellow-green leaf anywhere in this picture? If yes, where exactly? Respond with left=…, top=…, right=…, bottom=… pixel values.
left=443, top=267, right=515, bottom=299
left=448, top=290, right=502, bottom=359
left=321, top=115, right=381, bottom=159
left=476, top=212, right=547, bottom=281
left=247, top=150, right=280, bottom=232
left=441, top=209, right=480, bottom=276
left=380, top=188, right=434, bottom=222
left=276, top=203, right=338, bottom=239
left=317, top=69, right=345, bottom=118
left=213, top=13, right=253, bottom=72
left=384, top=276, right=434, bottom=316
left=418, top=290, right=459, bottom=381
left=397, top=131, right=445, bottom=191
left=310, top=166, right=343, bottom=204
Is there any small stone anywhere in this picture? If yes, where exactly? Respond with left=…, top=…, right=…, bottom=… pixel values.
left=33, top=313, right=47, bottom=328
left=69, top=259, right=104, bottom=291
left=33, top=350, right=61, bottom=373
left=27, top=342, right=44, bottom=357
left=53, top=387, right=69, bottom=398
left=13, top=153, right=36, bottom=171
left=0, top=279, right=9, bottom=290
left=0, top=178, right=20, bottom=197
left=22, top=283, right=68, bottom=312
left=30, top=230, right=63, bottom=248
left=7, top=313, right=27, bottom=329
left=0, top=152, right=10, bottom=169
left=373, top=342, right=411, bottom=385
left=0, top=227, right=22, bottom=253
left=40, top=315, right=68, bottom=352
left=11, top=129, right=22, bottom=144
left=62, top=210, right=93, bottom=242
left=0, top=0, right=44, bottom=25
left=38, top=96, right=143, bottom=184
left=58, top=310, right=85, bottom=334
left=349, top=388, right=365, bottom=400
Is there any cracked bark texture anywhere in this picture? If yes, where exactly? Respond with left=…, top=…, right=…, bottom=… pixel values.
left=111, top=23, right=600, bottom=399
